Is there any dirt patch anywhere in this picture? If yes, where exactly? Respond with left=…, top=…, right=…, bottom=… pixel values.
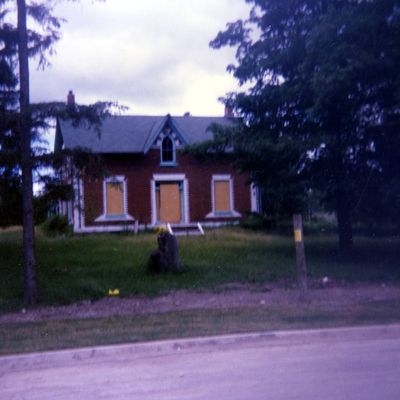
left=1, top=281, right=400, bottom=323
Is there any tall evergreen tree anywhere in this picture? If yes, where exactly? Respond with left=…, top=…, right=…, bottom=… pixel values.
left=0, top=3, right=21, bottom=226
left=1, top=0, right=119, bottom=305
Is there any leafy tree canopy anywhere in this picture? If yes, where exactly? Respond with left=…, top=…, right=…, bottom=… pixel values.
left=206, top=0, right=400, bottom=250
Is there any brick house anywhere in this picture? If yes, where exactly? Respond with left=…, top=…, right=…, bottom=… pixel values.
left=55, top=102, right=260, bottom=233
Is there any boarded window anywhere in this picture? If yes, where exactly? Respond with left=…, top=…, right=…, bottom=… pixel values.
left=106, top=182, right=124, bottom=215
left=214, top=180, right=231, bottom=212
left=159, top=183, right=181, bottom=223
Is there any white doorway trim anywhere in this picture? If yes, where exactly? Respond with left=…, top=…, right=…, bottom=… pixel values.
left=151, top=173, right=189, bottom=226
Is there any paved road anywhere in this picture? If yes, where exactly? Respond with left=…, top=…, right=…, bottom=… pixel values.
left=1, top=324, right=400, bottom=399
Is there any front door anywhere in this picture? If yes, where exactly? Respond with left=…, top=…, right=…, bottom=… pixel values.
left=157, top=182, right=182, bottom=224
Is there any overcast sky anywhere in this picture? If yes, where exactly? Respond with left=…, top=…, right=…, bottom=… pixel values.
left=30, top=0, right=251, bottom=117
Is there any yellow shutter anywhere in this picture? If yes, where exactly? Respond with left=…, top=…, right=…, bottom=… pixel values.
left=214, top=180, right=231, bottom=212
left=106, top=182, right=124, bottom=215
left=159, top=183, right=181, bottom=223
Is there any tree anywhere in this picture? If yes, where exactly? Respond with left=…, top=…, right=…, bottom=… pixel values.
left=0, top=0, right=64, bottom=304
left=1, top=0, right=118, bottom=305
left=17, top=0, right=38, bottom=305
left=0, top=1, right=20, bottom=226
left=210, top=0, right=400, bottom=252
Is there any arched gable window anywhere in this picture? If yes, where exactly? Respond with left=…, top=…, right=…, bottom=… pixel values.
left=161, top=135, right=175, bottom=165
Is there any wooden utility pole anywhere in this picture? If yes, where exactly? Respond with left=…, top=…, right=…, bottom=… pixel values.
left=17, top=0, right=38, bottom=305
left=293, top=214, right=307, bottom=299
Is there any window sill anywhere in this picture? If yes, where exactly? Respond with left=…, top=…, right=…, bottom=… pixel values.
left=206, top=210, right=241, bottom=219
left=95, top=214, right=135, bottom=222
left=159, top=162, right=177, bottom=167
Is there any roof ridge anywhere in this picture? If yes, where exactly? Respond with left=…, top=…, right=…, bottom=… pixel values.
left=102, top=114, right=228, bottom=119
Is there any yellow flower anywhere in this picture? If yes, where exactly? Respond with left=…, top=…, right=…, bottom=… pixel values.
left=108, top=288, right=120, bottom=296
left=155, top=225, right=168, bottom=234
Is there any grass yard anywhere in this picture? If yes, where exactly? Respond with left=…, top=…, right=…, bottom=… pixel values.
left=1, top=226, right=399, bottom=312
left=1, top=299, right=400, bottom=355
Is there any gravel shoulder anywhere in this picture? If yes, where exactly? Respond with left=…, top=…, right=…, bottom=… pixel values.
left=1, top=282, right=400, bottom=323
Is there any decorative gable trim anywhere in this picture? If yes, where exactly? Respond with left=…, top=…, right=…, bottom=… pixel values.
left=167, top=115, right=189, bottom=145
left=143, top=114, right=188, bottom=154
left=142, top=115, right=168, bottom=153
left=153, top=130, right=184, bottom=149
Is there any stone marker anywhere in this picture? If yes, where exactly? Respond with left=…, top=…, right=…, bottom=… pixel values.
left=148, top=232, right=182, bottom=273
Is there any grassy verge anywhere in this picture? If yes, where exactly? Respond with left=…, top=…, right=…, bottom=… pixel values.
left=1, top=299, right=400, bottom=356
left=1, top=227, right=400, bottom=311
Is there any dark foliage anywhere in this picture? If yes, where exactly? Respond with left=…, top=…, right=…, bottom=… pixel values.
left=40, top=214, right=71, bottom=236
left=202, top=0, right=400, bottom=251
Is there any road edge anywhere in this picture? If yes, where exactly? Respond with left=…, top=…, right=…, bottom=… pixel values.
left=2, top=323, right=400, bottom=371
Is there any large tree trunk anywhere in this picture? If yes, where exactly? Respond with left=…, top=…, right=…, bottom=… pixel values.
left=17, top=0, right=38, bottom=306
left=336, top=185, right=353, bottom=254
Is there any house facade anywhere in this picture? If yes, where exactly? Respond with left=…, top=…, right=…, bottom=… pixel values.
left=55, top=108, right=260, bottom=233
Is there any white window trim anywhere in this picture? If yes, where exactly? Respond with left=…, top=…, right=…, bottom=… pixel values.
left=160, top=135, right=177, bottom=166
left=151, top=173, right=189, bottom=226
left=153, top=173, right=186, bottom=182
left=206, top=174, right=241, bottom=218
left=73, top=175, right=85, bottom=231
left=95, top=175, right=134, bottom=222
left=250, top=183, right=261, bottom=213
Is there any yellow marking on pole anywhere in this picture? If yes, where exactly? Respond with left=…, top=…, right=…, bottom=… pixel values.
left=108, top=288, right=120, bottom=296
left=294, top=229, right=302, bottom=243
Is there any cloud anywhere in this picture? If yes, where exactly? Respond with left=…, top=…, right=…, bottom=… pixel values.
left=30, top=0, right=251, bottom=116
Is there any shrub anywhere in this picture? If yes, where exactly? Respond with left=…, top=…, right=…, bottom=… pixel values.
left=240, top=213, right=276, bottom=230
left=41, top=215, right=72, bottom=237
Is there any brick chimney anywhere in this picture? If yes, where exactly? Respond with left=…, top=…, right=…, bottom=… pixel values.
left=224, top=105, right=234, bottom=118
left=67, top=90, right=75, bottom=107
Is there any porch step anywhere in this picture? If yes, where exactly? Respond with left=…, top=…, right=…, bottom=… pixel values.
left=167, top=223, right=205, bottom=236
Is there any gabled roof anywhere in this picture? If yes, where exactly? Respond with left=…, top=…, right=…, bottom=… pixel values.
left=55, top=114, right=235, bottom=154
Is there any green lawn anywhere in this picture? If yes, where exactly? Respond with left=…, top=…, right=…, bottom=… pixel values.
left=1, top=226, right=399, bottom=312
left=2, top=300, right=400, bottom=355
